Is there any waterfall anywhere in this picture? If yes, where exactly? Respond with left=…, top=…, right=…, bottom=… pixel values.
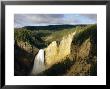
left=31, top=49, right=45, bottom=75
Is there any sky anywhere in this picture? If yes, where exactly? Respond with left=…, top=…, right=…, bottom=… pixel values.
left=14, top=14, right=97, bottom=28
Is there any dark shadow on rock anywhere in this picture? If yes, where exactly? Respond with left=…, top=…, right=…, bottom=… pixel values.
left=14, top=43, right=35, bottom=76
left=38, top=58, right=74, bottom=76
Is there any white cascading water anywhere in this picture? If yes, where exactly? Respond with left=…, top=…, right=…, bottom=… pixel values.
left=31, top=49, right=45, bottom=75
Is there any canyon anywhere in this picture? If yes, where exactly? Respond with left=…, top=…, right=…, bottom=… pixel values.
left=14, top=24, right=97, bottom=76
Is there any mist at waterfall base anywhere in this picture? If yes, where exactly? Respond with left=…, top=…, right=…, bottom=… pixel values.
left=31, top=49, right=45, bottom=75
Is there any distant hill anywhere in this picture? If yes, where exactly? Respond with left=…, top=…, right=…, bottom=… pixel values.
left=22, top=24, right=87, bottom=31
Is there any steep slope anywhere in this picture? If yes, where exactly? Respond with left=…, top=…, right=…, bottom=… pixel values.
left=40, top=24, right=97, bottom=76
left=14, top=44, right=35, bottom=76
left=67, top=24, right=97, bottom=75
left=45, top=32, right=76, bottom=66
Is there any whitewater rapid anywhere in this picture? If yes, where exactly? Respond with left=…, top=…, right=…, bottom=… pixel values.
left=31, top=49, right=45, bottom=75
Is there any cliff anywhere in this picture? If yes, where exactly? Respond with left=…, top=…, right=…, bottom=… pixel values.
left=45, top=32, right=76, bottom=66
left=16, top=41, right=39, bottom=55
left=42, top=25, right=97, bottom=76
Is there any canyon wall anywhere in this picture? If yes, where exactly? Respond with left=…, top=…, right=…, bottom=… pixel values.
left=43, top=25, right=97, bottom=76
left=44, top=32, right=76, bottom=66
left=17, top=41, right=39, bottom=55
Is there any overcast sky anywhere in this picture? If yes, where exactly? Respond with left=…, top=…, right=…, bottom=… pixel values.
left=14, top=14, right=97, bottom=28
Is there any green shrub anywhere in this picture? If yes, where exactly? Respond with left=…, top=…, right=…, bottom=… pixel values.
left=73, top=24, right=97, bottom=46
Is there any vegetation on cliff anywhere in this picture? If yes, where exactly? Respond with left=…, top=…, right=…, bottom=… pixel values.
left=14, top=24, right=97, bottom=76
left=38, top=24, right=97, bottom=76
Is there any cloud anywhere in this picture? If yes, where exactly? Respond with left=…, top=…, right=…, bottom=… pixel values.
left=14, top=14, right=97, bottom=28
left=14, top=14, right=64, bottom=27
left=81, top=14, right=97, bottom=20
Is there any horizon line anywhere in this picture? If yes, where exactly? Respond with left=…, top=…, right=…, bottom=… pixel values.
left=14, top=23, right=97, bottom=28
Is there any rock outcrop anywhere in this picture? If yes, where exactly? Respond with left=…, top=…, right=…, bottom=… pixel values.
left=66, top=25, right=97, bottom=76
left=17, top=41, right=39, bottom=55
left=45, top=32, right=76, bottom=66
left=66, top=38, right=92, bottom=76
left=70, top=38, right=91, bottom=61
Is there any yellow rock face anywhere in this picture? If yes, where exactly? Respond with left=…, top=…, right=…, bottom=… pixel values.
left=45, top=32, right=76, bottom=66
left=78, top=38, right=91, bottom=59
left=44, top=41, right=58, bottom=65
